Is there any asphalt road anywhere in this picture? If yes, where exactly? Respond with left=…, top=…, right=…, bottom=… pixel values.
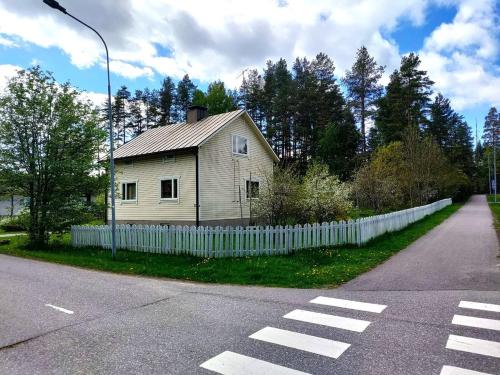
left=0, top=195, right=499, bottom=374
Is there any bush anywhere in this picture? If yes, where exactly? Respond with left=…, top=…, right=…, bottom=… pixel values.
left=254, top=162, right=353, bottom=225
left=301, top=162, right=352, bottom=222
left=253, top=165, right=303, bottom=226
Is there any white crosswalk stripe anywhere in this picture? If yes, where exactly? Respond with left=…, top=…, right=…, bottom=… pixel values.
left=310, top=296, right=387, bottom=313
left=200, top=351, right=311, bottom=375
left=452, top=314, right=500, bottom=331
left=249, top=326, right=350, bottom=359
left=459, top=301, right=500, bottom=313
left=283, top=309, right=371, bottom=332
left=440, top=365, right=494, bottom=375
left=446, top=335, right=500, bottom=358
left=200, top=297, right=385, bottom=373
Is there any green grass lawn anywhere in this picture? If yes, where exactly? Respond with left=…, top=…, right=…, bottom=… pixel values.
left=0, top=203, right=461, bottom=288
left=487, top=195, right=500, bottom=229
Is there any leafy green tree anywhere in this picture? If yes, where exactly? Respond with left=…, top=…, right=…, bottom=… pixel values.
left=191, top=80, right=237, bottom=115
left=159, top=76, right=175, bottom=126
left=0, top=67, right=106, bottom=245
left=343, top=46, right=384, bottom=153
left=354, top=126, right=470, bottom=211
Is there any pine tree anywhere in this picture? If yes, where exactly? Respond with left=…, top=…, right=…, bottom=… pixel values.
left=263, top=59, right=294, bottom=161
left=158, top=77, right=175, bottom=126
left=311, top=53, right=346, bottom=157
left=427, top=93, right=454, bottom=150
left=129, top=89, right=145, bottom=137
left=174, top=74, right=196, bottom=122
left=448, top=116, right=474, bottom=177
left=399, top=53, right=434, bottom=129
left=112, top=85, right=131, bottom=146
left=319, top=109, right=360, bottom=180
left=144, top=88, right=161, bottom=128
left=239, top=69, right=265, bottom=131
left=483, top=107, right=499, bottom=147
left=292, top=57, right=316, bottom=166
left=342, top=46, right=384, bottom=153
left=375, top=53, right=433, bottom=144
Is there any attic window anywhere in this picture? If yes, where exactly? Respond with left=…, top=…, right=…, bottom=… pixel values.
left=163, top=155, right=175, bottom=163
left=232, top=135, right=248, bottom=156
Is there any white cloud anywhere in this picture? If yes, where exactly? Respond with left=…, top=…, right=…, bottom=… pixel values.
left=0, top=0, right=497, bottom=112
left=0, top=0, right=429, bottom=86
left=0, top=35, right=17, bottom=47
left=419, top=0, right=499, bottom=110
left=108, top=61, right=154, bottom=80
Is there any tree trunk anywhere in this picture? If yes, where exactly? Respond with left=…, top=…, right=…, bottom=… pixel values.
left=9, top=194, right=14, bottom=217
left=361, top=98, right=366, bottom=153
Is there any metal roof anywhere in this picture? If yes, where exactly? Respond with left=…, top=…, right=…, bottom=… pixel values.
left=114, top=109, right=245, bottom=160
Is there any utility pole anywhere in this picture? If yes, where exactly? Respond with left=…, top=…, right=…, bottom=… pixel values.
left=488, top=152, right=492, bottom=195
left=494, top=117, right=497, bottom=203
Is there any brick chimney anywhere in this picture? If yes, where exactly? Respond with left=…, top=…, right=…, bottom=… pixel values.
left=187, top=105, right=208, bottom=123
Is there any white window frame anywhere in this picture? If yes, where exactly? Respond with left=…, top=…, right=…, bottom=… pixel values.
left=245, top=178, right=260, bottom=200
left=159, top=176, right=180, bottom=202
left=232, top=134, right=249, bottom=156
left=121, top=180, right=138, bottom=203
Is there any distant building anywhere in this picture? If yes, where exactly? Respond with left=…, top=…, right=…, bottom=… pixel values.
left=110, top=106, right=279, bottom=226
left=0, top=195, right=25, bottom=217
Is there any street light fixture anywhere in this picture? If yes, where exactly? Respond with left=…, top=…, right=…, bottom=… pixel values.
left=43, top=0, right=117, bottom=257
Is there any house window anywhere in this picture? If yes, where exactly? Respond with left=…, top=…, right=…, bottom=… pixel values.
left=163, top=154, right=175, bottom=163
left=160, top=177, right=179, bottom=199
left=232, top=135, right=248, bottom=156
left=246, top=180, right=260, bottom=199
left=121, top=182, right=137, bottom=201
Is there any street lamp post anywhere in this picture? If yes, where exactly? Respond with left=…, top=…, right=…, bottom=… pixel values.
left=43, top=0, right=116, bottom=257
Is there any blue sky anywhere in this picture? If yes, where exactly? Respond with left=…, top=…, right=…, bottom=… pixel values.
left=0, top=0, right=498, bottom=142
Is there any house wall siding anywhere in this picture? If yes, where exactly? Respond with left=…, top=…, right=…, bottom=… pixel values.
left=199, top=115, right=274, bottom=223
left=110, top=153, right=196, bottom=224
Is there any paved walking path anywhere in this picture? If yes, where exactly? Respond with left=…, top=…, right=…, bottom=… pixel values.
left=344, top=195, right=500, bottom=291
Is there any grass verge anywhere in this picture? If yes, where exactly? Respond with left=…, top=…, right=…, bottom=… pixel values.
left=0, top=203, right=461, bottom=288
left=487, top=195, right=500, bottom=230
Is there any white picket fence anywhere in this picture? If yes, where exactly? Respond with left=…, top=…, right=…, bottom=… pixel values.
left=71, top=198, right=451, bottom=258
